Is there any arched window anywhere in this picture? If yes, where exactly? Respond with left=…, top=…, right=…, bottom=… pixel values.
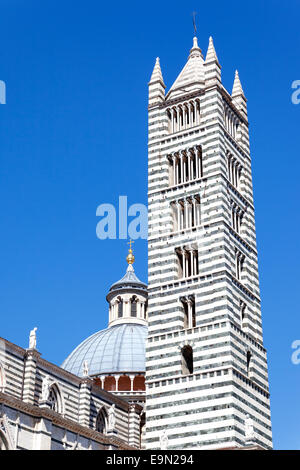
left=96, top=408, right=107, bottom=434
left=181, top=345, right=193, bottom=375
left=117, top=297, right=123, bottom=318
left=48, top=384, right=63, bottom=414
left=131, top=296, right=137, bottom=317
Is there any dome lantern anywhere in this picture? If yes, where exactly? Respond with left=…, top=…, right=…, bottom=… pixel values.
left=106, top=247, right=148, bottom=328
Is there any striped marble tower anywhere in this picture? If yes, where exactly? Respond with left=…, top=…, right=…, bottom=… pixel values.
left=145, top=36, right=272, bottom=450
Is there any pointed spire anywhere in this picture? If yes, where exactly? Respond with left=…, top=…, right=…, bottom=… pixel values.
left=149, top=57, right=165, bottom=87
left=204, top=36, right=221, bottom=84
left=231, top=69, right=248, bottom=120
left=189, top=36, right=203, bottom=58
left=232, top=70, right=245, bottom=97
left=166, top=36, right=205, bottom=99
left=148, top=57, right=166, bottom=106
left=205, top=36, right=220, bottom=65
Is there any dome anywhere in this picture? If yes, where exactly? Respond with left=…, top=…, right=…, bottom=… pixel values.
left=61, top=323, right=147, bottom=377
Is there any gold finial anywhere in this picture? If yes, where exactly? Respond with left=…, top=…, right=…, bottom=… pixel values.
left=126, top=240, right=135, bottom=265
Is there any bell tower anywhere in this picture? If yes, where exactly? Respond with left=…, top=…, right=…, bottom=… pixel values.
left=145, top=35, right=272, bottom=450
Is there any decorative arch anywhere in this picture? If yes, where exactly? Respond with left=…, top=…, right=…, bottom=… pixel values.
left=104, top=376, right=116, bottom=391
left=133, top=375, right=145, bottom=391
left=48, top=382, right=64, bottom=414
left=96, top=406, right=107, bottom=434
left=118, top=375, right=131, bottom=391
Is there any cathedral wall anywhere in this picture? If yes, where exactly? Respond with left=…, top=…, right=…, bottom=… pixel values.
left=0, top=337, right=140, bottom=450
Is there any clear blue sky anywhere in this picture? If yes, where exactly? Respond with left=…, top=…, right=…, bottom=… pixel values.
left=0, top=0, right=299, bottom=449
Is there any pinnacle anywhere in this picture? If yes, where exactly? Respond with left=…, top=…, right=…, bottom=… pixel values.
left=189, top=36, right=203, bottom=58
left=205, top=36, right=220, bottom=65
left=149, top=57, right=165, bottom=86
left=232, top=69, right=245, bottom=97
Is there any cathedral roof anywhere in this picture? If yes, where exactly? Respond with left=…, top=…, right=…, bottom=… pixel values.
left=166, top=36, right=205, bottom=100
left=61, top=323, right=147, bottom=376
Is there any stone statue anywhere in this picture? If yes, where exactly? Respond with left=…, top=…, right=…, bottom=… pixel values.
left=108, top=404, right=116, bottom=430
left=82, top=360, right=89, bottom=377
left=41, top=375, right=50, bottom=401
left=160, top=430, right=168, bottom=450
left=245, top=414, right=255, bottom=440
left=29, top=327, right=37, bottom=349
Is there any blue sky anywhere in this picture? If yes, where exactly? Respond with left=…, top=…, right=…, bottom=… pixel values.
left=0, top=0, right=299, bottom=449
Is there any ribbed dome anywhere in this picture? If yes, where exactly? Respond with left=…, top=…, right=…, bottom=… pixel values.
left=61, top=324, right=147, bottom=377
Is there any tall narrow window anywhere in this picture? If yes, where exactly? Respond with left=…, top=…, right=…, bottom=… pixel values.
left=131, top=296, right=137, bottom=317
left=182, top=300, right=189, bottom=329
left=246, top=351, right=252, bottom=375
left=240, top=301, right=247, bottom=325
left=235, top=250, right=245, bottom=280
left=96, top=408, right=107, bottom=434
left=48, top=385, right=62, bottom=413
left=118, top=298, right=123, bottom=318
left=191, top=301, right=196, bottom=328
left=181, top=296, right=196, bottom=329
left=181, top=346, right=193, bottom=375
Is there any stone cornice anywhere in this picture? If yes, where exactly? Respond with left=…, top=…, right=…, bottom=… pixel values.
left=0, top=392, right=135, bottom=450
left=160, top=89, right=205, bottom=109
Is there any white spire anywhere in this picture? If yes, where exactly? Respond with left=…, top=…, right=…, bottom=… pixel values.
left=148, top=57, right=166, bottom=106
left=189, top=36, right=203, bottom=57
left=205, top=36, right=220, bottom=65
left=167, top=36, right=205, bottom=100
left=232, top=70, right=245, bottom=97
left=149, top=57, right=165, bottom=86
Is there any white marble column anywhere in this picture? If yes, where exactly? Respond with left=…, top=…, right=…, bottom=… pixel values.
left=129, top=375, right=135, bottom=392
left=188, top=102, right=192, bottom=127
